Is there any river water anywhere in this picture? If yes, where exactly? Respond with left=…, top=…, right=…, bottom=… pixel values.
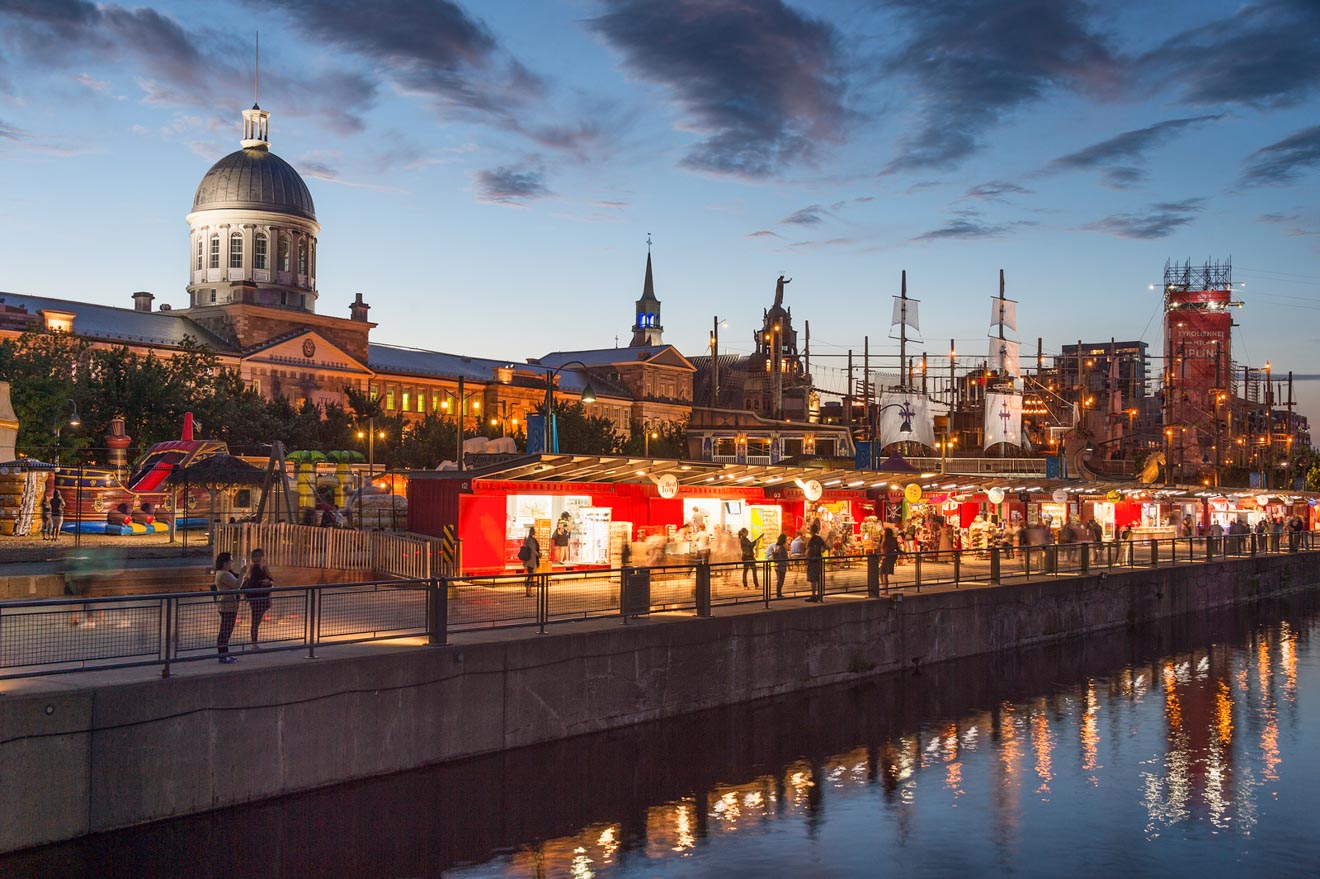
left=8, top=591, right=1320, bottom=878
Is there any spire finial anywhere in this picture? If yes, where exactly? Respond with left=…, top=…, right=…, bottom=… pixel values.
left=646, top=232, right=652, bottom=253
left=254, top=31, right=260, bottom=107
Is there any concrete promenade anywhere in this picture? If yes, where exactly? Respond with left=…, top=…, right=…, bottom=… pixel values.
left=1, top=549, right=1316, bottom=853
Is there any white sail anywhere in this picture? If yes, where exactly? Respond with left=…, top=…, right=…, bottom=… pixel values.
left=889, top=296, right=922, bottom=340
left=983, top=392, right=1023, bottom=449
left=879, top=391, right=935, bottom=448
left=989, top=298, right=1017, bottom=334
left=989, top=338, right=1020, bottom=377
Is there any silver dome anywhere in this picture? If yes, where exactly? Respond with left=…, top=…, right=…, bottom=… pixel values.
left=192, top=148, right=316, bottom=221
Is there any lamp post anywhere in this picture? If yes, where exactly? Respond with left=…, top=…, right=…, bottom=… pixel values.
left=541, top=361, right=597, bottom=454
left=355, top=419, right=386, bottom=528
left=1264, top=360, right=1272, bottom=488
left=871, top=402, right=914, bottom=467
left=52, top=399, right=81, bottom=467
left=441, top=376, right=483, bottom=470
left=710, top=316, right=728, bottom=409
left=643, top=427, right=658, bottom=457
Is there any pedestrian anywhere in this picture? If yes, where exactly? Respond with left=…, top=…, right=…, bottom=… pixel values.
left=694, top=525, right=711, bottom=565
left=552, top=518, right=571, bottom=563
left=880, top=526, right=902, bottom=592
left=1271, top=517, right=1283, bottom=553
left=40, top=494, right=52, bottom=540
left=243, top=548, right=275, bottom=649
left=805, top=523, right=827, bottom=602
left=1086, top=517, right=1103, bottom=543
left=212, top=552, right=244, bottom=664
left=738, top=527, right=761, bottom=589
left=772, top=532, right=789, bottom=598
left=1288, top=515, right=1303, bottom=553
left=519, top=527, right=541, bottom=596
left=49, top=489, right=65, bottom=541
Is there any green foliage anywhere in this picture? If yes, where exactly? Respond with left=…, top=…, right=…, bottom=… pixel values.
left=548, top=401, right=623, bottom=455
left=619, top=419, right=688, bottom=458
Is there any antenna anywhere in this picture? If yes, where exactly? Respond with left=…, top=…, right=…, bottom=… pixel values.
left=254, top=31, right=260, bottom=106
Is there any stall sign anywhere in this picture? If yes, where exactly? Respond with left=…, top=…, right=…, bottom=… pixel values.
left=655, top=473, right=679, bottom=499
left=986, top=487, right=1005, bottom=505
left=799, top=479, right=823, bottom=502
left=904, top=483, right=923, bottom=503
left=1106, top=490, right=1122, bottom=503
left=1052, top=489, right=1069, bottom=504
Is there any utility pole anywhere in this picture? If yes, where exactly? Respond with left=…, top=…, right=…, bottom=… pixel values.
left=898, top=271, right=908, bottom=390
left=845, top=349, right=854, bottom=438
left=863, top=336, right=873, bottom=468
left=710, top=316, right=719, bottom=409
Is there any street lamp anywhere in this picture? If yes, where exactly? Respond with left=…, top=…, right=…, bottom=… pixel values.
left=440, top=377, right=482, bottom=470
left=355, top=422, right=387, bottom=527
left=643, top=427, right=659, bottom=457
left=541, top=361, right=597, bottom=454
left=53, top=399, right=81, bottom=467
left=709, top=316, right=729, bottom=409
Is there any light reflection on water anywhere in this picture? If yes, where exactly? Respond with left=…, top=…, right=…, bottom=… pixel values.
left=7, top=592, right=1320, bottom=878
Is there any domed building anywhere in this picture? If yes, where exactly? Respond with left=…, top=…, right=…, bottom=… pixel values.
left=185, top=104, right=320, bottom=312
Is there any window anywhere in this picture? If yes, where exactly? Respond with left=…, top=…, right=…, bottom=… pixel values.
left=369, top=383, right=379, bottom=400
left=195, top=238, right=203, bottom=270
left=432, top=390, right=442, bottom=412
left=254, top=233, right=268, bottom=270
left=209, top=235, right=220, bottom=269
left=715, top=437, right=737, bottom=457
left=298, top=241, right=307, bottom=274
left=209, top=290, right=217, bottom=304
left=229, top=232, right=243, bottom=269
left=402, top=390, right=411, bottom=412
left=385, top=387, right=396, bottom=410
left=279, top=237, right=290, bottom=272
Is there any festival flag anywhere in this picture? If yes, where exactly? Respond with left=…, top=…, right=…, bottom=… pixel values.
left=983, top=392, right=1023, bottom=449
left=879, top=391, right=935, bottom=448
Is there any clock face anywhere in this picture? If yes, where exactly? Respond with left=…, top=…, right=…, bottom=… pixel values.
left=302, top=338, right=316, bottom=358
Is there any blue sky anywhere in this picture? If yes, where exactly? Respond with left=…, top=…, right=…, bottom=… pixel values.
left=1, top=0, right=1318, bottom=415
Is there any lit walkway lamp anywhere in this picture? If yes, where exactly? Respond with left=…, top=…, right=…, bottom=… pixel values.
left=53, top=399, right=81, bottom=467
left=542, top=361, right=597, bottom=454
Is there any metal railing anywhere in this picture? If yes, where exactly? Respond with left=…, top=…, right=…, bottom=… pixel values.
left=214, top=522, right=447, bottom=579
left=1, top=532, right=1313, bottom=679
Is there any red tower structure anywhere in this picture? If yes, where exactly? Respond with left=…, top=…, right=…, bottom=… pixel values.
left=1162, top=259, right=1240, bottom=482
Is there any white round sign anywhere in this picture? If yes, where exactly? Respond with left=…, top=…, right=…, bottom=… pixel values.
left=1052, top=489, right=1069, bottom=504
left=801, top=479, right=823, bottom=502
left=656, top=473, right=679, bottom=499
left=1257, top=495, right=1272, bottom=507
left=987, top=487, right=1006, bottom=505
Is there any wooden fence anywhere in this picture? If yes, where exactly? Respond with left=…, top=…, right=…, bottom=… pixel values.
left=215, top=523, right=448, bottom=580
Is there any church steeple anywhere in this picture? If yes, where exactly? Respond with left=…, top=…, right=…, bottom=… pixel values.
left=630, top=237, right=663, bottom=346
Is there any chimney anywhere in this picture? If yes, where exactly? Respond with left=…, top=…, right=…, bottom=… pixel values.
left=350, top=292, right=371, bottom=322
left=131, top=291, right=154, bottom=313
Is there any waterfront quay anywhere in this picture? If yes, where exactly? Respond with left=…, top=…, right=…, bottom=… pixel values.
left=1, top=536, right=1317, bottom=854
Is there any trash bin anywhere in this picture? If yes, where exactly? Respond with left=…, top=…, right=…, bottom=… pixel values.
left=621, top=566, right=651, bottom=617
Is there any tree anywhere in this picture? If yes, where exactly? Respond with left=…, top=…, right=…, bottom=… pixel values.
left=620, top=419, right=688, bottom=458
left=543, top=401, right=622, bottom=455
left=0, top=331, right=90, bottom=459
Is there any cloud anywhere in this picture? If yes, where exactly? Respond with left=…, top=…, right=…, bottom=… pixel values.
left=589, top=0, right=847, bottom=178
left=475, top=165, right=552, bottom=205
left=74, top=72, right=109, bottom=92
left=1240, top=125, right=1320, bottom=187
left=913, top=217, right=1012, bottom=241
left=965, top=180, right=1032, bottom=201
left=1142, top=1, right=1320, bottom=109
left=882, top=0, right=1120, bottom=172
left=254, top=0, right=542, bottom=123
left=0, top=2, right=378, bottom=133
left=1082, top=198, right=1204, bottom=239
left=787, top=237, right=855, bottom=249
left=781, top=204, right=827, bottom=226
left=747, top=230, right=782, bottom=239
left=1046, top=114, right=1224, bottom=188
left=0, top=119, right=25, bottom=141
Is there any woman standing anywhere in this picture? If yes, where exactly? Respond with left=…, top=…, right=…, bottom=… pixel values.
left=212, top=552, right=244, bottom=664
left=772, top=533, right=789, bottom=598
left=520, top=527, right=541, bottom=597
left=805, top=523, right=827, bottom=602
left=738, top=528, right=761, bottom=590
left=243, top=548, right=275, bottom=649
left=48, top=489, right=65, bottom=541
left=880, top=527, right=902, bottom=592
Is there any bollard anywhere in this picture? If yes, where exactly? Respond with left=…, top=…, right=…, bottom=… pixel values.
left=1080, top=542, right=1089, bottom=575
left=866, top=554, right=880, bottom=598
left=1205, top=536, right=1213, bottom=561
left=914, top=551, right=922, bottom=592
left=1250, top=532, right=1258, bottom=556
left=953, top=549, right=960, bottom=587
left=1046, top=544, right=1057, bottom=574
left=1150, top=539, right=1159, bottom=568
left=989, top=546, right=1000, bottom=585
left=1023, top=545, right=1031, bottom=579
left=695, top=563, right=712, bottom=617
left=428, top=577, right=448, bottom=646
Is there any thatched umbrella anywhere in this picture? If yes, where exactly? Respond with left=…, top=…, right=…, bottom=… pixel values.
left=167, top=454, right=267, bottom=540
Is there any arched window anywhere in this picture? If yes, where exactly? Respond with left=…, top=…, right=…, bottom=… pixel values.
left=309, top=241, right=315, bottom=277
left=297, top=240, right=308, bottom=274
left=209, top=235, right=220, bottom=269
left=229, top=232, right=243, bottom=269
left=195, top=237, right=203, bottom=270
left=254, top=232, right=268, bottom=270
left=278, top=237, right=290, bottom=272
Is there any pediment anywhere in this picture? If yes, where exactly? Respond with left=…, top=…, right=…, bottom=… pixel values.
left=641, top=346, right=696, bottom=371
left=243, top=330, right=370, bottom=375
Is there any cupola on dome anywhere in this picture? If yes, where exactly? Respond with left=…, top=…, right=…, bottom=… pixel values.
left=192, top=147, right=316, bottom=221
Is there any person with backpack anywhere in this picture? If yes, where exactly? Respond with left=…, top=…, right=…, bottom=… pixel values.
left=738, top=528, right=761, bottom=589
left=519, top=527, right=541, bottom=597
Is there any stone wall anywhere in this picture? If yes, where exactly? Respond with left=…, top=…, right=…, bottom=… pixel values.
left=1, top=552, right=1315, bottom=853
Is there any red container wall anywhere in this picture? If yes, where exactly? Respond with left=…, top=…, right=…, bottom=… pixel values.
left=459, top=494, right=510, bottom=572
left=406, top=479, right=461, bottom=538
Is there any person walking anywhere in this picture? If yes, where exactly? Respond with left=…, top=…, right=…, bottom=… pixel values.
left=880, top=526, right=902, bottom=592
left=805, top=523, right=827, bottom=602
left=520, top=527, right=541, bottom=596
left=738, top=528, right=761, bottom=589
left=212, top=552, right=244, bottom=664
left=40, top=494, right=52, bottom=540
left=771, top=532, right=789, bottom=598
left=243, top=548, right=275, bottom=649
left=694, top=525, right=711, bottom=565
left=48, top=489, right=65, bottom=541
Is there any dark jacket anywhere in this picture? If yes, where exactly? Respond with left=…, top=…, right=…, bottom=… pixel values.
left=739, top=534, right=760, bottom=560
left=243, top=563, right=274, bottom=601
